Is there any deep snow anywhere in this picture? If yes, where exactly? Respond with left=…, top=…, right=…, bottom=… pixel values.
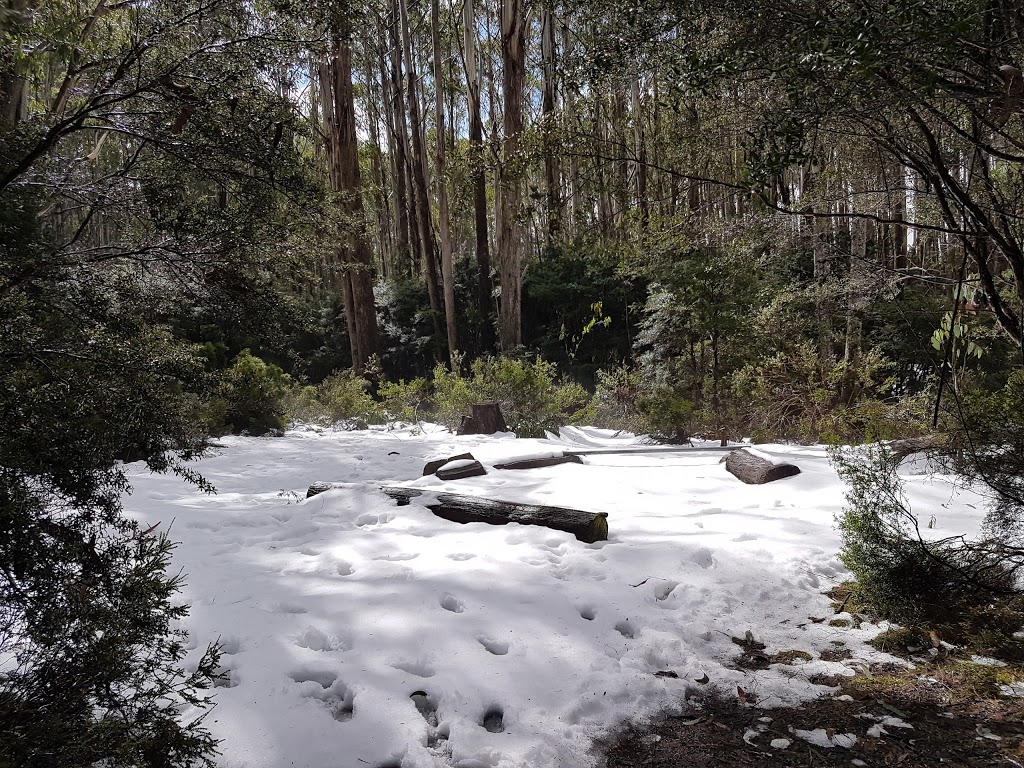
left=121, top=426, right=988, bottom=768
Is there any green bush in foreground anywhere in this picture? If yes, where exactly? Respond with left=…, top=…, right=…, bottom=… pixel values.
left=832, top=444, right=1019, bottom=625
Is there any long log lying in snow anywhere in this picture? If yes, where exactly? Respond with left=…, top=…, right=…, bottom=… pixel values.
left=721, top=447, right=800, bottom=484
left=492, top=455, right=584, bottom=470
left=380, top=487, right=609, bottom=544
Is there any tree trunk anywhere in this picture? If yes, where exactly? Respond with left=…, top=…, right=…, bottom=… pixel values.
left=464, top=0, right=495, bottom=352
left=541, top=3, right=561, bottom=247
left=0, top=0, right=28, bottom=128
left=432, top=0, right=458, bottom=363
left=457, top=402, right=509, bottom=435
left=320, top=29, right=380, bottom=372
left=365, top=47, right=392, bottom=279
left=561, top=24, right=580, bottom=231
left=631, top=74, right=649, bottom=228
left=398, top=0, right=446, bottom=356
left=497, top=0, right=526, bottom=350
left=385, top=14, right=414, bottom=277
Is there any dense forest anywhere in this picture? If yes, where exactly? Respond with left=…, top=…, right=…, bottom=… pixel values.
left=2, top=0, right=1024, bottom=765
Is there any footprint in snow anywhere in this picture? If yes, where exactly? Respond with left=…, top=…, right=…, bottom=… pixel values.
left=654, top=582, right=679, bottom=601
left=690, top=547, right=715, bottom=569
left=335, top=560, right=355, bottom=576
left=477, top=636, right=509, bottom=655
left=355, top=511, right=395, bottom=527
left=290, top=669, right=355, bottom=721
left=481, top=705, right=505, bottom=733
left=439, top=593, right=465, bottom=613
left=294, top=626, right=349, bottom=652
left=447, top=552, right=476, bottom=561
left=410, top=690, right=439, bottom=727
left=391, top=659, right=435, bottom=678
left=578, top=605, right=597, bottom=621
left=213, top=662, right=240, bottom=688
left=615, top=619, right=637, bottom=639
left=289, top=668, right=338, bottom=688
left=732, top=532, right=758, bottom=542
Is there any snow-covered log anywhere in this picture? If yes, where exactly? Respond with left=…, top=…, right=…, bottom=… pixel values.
left=721, top=447, right=800, bottom=484
left=422, top=453, right=487, bottom=479
left=493, top=454, right=583, bottom=470
left=423, top=452, right=475, bottom=476
left=435, top=458, right=487, bottom=480
left=381, top=487, right=609, bottom=543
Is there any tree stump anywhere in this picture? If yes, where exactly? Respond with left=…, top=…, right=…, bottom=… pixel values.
left=721, top=447, right=800, bottom=484
left=457, top=402, right=508, bottom=435
left=381, top=487, right=608, bottom=543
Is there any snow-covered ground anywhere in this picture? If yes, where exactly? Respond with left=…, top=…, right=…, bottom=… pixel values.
left=122, top=426, right=988, bottom=768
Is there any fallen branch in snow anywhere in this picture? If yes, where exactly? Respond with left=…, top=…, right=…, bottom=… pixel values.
left=493, top=455, right=584, bottom=470
left=380, top=486, right=609, bottom=543
left=886, top=434, right=947, bottom=460
left=721, top=448, right=801, bottom=484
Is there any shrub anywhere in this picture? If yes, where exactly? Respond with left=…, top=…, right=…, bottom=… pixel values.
left=734, top=343, right=906, bottom=443
left=636, top=387, right=695, bottom=443
left=433, top=356, right=593, bottom=437
left=377, top=377, right=430, bottom=427
left=950, top=369, right=1024, bottom=548
left=218, top=350, right=292, bottom=435
left=284, top=370, right=381, bottom=429
left=593, top=366, right=647, bottom=433
left=593, top=366, right=694, bottom=442
left=832, top=444, right=1019, bottom=625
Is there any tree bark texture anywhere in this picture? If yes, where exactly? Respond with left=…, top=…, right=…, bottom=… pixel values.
left=320, top=30, right=380, bottom=372
left=497, top=0, right=526, bottom=349
left=398, top=0, right=446, bottom=355
left=721, top=448, right=800, bottom=484
left=464, top=0, right=495, bottom=351
left=432, top=0, right=459, bottom=363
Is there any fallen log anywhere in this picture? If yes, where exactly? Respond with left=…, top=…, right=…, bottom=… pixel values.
left=887, top=434, right=947, bottom=461
left=721, top=447, right=800, bottom=484
left=493, top=454, right=584, bottom=470
left=423, top=452, right=474, bottom=476
left=435, top=458, right=487, bottom=481
left=381, top=487, right=608, bottom=543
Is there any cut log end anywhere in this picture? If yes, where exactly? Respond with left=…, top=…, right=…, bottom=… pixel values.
left=724, top=448, right=801, bottom=484
left=306, top=481, right=336, bottom=498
